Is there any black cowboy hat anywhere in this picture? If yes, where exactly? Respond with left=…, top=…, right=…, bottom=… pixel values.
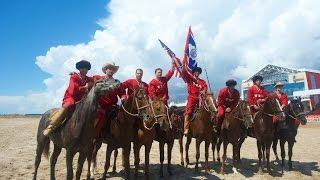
left=192, top=67, right=202, bottom=74
left=226, top=79, right=237, bottom=87
left=76, top=60, right=91, bottom=70
left=252, top=75, right=263, bottom=82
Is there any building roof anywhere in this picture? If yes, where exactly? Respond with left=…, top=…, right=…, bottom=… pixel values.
left=243, top=64, right=300, bottom=84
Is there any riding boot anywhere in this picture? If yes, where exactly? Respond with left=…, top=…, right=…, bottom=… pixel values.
left=183, top=115, right=190, bottom=136
left=43, top=107, right=67, bottom=136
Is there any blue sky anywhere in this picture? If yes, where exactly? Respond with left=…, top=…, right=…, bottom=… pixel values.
left=0, top=0, right=108, bottom=95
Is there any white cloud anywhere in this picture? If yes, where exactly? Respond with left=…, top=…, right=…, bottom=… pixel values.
left=1, top=0, right=320, bottom=114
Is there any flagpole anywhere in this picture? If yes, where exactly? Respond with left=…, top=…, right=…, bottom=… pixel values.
left=204, top=69, right=212, bottom=93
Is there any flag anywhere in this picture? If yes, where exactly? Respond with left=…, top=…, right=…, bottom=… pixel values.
left=158, top=39, right=185, bottom=80
left=183, top=26, right=198, bottom=75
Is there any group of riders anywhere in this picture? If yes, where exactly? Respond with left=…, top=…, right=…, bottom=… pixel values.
left=42, top=60, right=289, bottom=137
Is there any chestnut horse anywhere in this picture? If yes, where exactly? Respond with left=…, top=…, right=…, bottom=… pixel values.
left=272, top=98, right=307, bottom=173
left=239, top=94, right=284, bottom=174
left=90, top=88, right=154, bottom=179
left=219, top=100, right=253, bottom=174
left=33, top=78, right=120, bottom=180
left=185, top=93, right=217, bottom=172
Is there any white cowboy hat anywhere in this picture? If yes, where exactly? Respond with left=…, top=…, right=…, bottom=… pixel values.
left=102, top=62, right=119, bottom=74
left=274, top=82, right=284, bottom=88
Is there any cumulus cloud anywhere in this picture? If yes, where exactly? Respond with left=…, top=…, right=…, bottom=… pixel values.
left=1, top=0, right=320, bottom=114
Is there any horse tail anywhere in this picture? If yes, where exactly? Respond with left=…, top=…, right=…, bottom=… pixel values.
left=43, top=139, right=50, bottom=159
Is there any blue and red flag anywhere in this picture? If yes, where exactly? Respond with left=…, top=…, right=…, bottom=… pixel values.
left=183, top=26, right=198, bottom=75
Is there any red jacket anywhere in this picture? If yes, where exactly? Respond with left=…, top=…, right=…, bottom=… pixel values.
left=93, top=75, right=123, bottom=109
left=247, top=85, right=269, bottom=107
left=217, top=87, right=240, bottom=110
left=183, top=71, right=208, bottom=99
left=273, top=92, right=288, bottom=106
left=148, top=69, right=174, bottom=101
left=120, top=79, right=148, bottom=99
left=62, top=73, right=93, bottom=108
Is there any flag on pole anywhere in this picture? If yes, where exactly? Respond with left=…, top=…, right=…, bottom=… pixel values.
left=158, top=39, right=185, bottom=80
left=183, top=26, right=198, bottom=76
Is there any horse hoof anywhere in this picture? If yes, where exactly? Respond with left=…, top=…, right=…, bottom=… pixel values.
left=232, top=167, right=239, bottom=174
left=217, top=158, right=221, bottom=163
left=258, top=169, right=263, bottom=175
left=181, top=161, right=184, bottom=166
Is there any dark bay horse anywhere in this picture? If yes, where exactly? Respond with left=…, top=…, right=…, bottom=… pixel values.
left=239, top=94, right=285, bottom=174
left=272, top=98, right=307, bottom=173
left=33, top=78, right=120, bottom=180
left=219, top=100, right=253, bottom=174
left=91, top=88, right=154, bottom=179
left=185, top=93, right=217, bottom=173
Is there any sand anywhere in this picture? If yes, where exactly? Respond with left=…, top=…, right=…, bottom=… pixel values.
left=0, top=117, right=319, bottom=180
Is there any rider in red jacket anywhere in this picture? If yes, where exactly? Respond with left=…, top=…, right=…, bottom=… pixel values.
left=43, top=60, right=93, bottom=136
left=247, top=75, right=269, bottom=113
left=120, top=68, right=148, bottom=99
left=183, top=66, right=208, bottom=135
left=148, top=63, right=175, bottom=105
left=217, top=79, right=240, bottom=123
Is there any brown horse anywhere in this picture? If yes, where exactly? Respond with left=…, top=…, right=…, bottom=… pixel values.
left=185, top=93, right=217, bottom=172
left=219, top=100, right=253, bottom=174
left=90, top=88, right=154, bottom=179
left=133, top=97, right=170, bottom=178
left=154, top=103, right=179, bottom=177
left=239, top=94, right=284, bottom=174
left=272, top=98, right=307, bottom=173
left=33, top=78, right=120, bottom=180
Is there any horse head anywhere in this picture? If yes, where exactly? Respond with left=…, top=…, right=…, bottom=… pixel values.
left=237, top=100, right=253, bottom=124
left=263, top=94, right=285, bottom=120
left=287, top=98, right=307, bottom=125
left=201, top=93, right=217, bottom=116
left=150, top=97, right=171, bottom=131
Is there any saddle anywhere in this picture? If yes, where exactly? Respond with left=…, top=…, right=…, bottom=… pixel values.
left=48, top=107, right=74, bottom=129
left=101, top=105, right=119, bottom=139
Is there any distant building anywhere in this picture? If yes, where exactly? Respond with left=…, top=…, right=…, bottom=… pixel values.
left=241, top=64, right=320, bottom=112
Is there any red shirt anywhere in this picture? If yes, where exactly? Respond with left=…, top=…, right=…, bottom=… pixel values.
left=247, top=85, right=269, bottom=106
left=93, top=75, right=122, bottom=109
left=148, top=69, right=174, bottom=101
left=273, top=92, right=288, bottom=106
left=183, top=71, right=208, bottom=99
left=217, top=87, right=240, bottom=109
left=62, top=73, right=93, bottom=107
left=120, top=79, right=148, bottom=99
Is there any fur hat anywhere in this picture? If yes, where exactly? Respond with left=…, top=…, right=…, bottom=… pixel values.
left=252, top=75, right=263, bottom=82
left=192, top=67, right=202, bottom=74
left=76, top=60, right=91, bottom=70
left=226, top=79, right=237, bottom=87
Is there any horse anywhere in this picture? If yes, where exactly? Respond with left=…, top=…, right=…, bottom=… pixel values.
left=272, top=98, right=307, bottom=173
left=33, top=78, right=120, bottom=180
left=90, top=88, right=154, bottom=179
left=185, top=93, right=217, bottom=173
left=238, top=94, right=285, bottom=174
left=154, top=103, right=179, bottom=177
left=219, top=100, right=253, bottom=174
left=133, top=97, right=170, bottom=178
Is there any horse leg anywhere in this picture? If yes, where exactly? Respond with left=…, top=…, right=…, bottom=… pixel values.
left=257, top=141, right=263, bottom=174
left=232, top=142, right=239, bottom=174
left=262, top=143, right=266, bottom=165
left=33, top=138, right=49, bottom=180
left=185, top=136, right=191, bottom=167
left=288, top=140, right=294, bottom=171
left=272, top=138, right=280, bottom=162
left=145, top=143, right=152, bottom=178
left=66, top=150, right=75, bottom=180
left=134, top=143, right=141, bottom=178
left=195, top=139, right=201, bottom=173
left=220, top=139, right=228, bottom=174
left=167, top=140, right=174, bottom=176
left=159, top=141, right=165, bottom=178
left=86, top=144, right=94, bottom=180
left=266, top=142, right=272, bottom=174
left=75, top=152, right=87, bottom=180
left=91, top=139, right=102, bottom=175
left=50, top=145, right=62, bottom=180
left=212, top=135, right=217, bottom=163
left=112, top=149, right=118, bottom=174
left=204, top=140, right=210, bottom=173
left=280, top=140, right=286, bottom=174
left=101, top=144, right=113, bottom=179
left=179, top=138, right=184, bottom=166
left=122, top=145, right=131, bottom=179
left=237, top=137, right=245, bottom=164
left=217, top=137, right=222, bottom=163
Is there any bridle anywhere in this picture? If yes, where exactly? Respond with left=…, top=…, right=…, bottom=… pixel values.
left=121, top=89, right=152, bottom=117
left=287, top=101, right=306, bottom=121
left=263, top=98, right=284, bottom=117
left=201, top=94, right=217, bottom=113
left=234, top=101, right=252, bottom=121
left=145, top=102, right=172, bottom=130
